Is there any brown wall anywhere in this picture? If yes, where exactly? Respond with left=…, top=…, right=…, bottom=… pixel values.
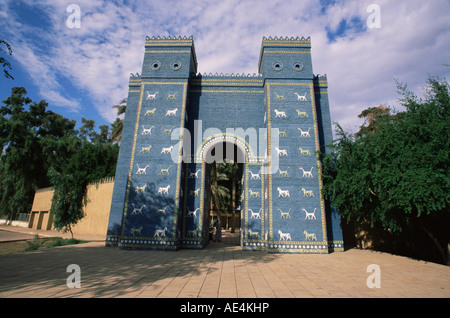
left=72, top=181, right=114, bottom=236
left=29, top=180, right=114, bottom=236
left=29, top=187, right=54, bottom=230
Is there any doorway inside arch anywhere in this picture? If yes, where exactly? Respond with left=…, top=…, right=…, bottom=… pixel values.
left=204, top=142, right=244, bottom=245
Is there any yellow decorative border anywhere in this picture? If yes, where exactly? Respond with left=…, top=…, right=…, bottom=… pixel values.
left=189, top=89, right=264, bottom=94
left=262, top=41, right=311, bottom=47
left=146, top=41, right=193, bottom=46
left=198, top=135, right=253, bottom=242
left=266, top=82, right=328, bottom=245
left=120, top=84, right=145, bottom=236
left=145, top=50, right=191, bottom=54
left=243, top=162, right=265, bottom=245
left=190, top=79, right=263, bottom=87
left=264, top=51, right=311, bottom=54
left=120, top=81, right=188, bottom=241
left=195, top=132, right=264, bottom=162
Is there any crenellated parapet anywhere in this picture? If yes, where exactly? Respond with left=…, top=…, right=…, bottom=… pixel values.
left=145, top=35, right=194, bottom=44
left=262, top=36, right=311, bottom=47
left=193, top=72, right=263, bottom=78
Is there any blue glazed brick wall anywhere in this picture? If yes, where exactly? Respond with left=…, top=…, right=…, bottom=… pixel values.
left=106, top=36, right=343, bottom=253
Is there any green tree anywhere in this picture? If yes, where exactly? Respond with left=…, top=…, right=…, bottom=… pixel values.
left=215, top=159, right=243, bottom=232
left=49, top=121, right=119, bottom=238
left=110, top=98, right=127, bottom=144
left=354, top=105, right=390, bottom=138
left=0, top=40, right=14, bottom=80
left=321, top=76, right=450, bottom=264
left=0, top=87, right=76, bottom=220
left=0, top=87, right=119, bottom=235
left=210, top=161, right=230, bottom=219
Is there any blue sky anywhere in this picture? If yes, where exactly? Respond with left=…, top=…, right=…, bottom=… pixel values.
left=1, top=0, right=449, bottom=133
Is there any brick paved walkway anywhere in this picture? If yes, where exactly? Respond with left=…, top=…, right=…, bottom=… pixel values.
left=0, top=225, right=449, bottom=299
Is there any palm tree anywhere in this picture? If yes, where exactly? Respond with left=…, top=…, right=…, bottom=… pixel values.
left=110, top=98, right=127, bottom=143
left=212, top=158, right=243, bottom=232
left=210, top=161, right=230, bottom=223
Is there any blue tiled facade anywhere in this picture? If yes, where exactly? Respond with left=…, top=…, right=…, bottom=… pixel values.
left=105, top=36, right=344, bottom=253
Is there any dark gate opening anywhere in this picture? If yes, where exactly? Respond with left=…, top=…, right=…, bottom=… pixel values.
left=205, top=142, right=244, bottom=245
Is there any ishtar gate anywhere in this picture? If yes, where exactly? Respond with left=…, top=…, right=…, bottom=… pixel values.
left=105, top=35, right=344, bottom=253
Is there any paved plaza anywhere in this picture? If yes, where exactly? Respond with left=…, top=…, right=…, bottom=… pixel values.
left=0, top=225, right=449, bottom=299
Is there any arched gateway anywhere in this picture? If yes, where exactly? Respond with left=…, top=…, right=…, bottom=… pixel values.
left=106, top=36, right=344, bottom=253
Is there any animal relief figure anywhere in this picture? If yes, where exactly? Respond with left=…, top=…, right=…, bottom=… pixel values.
left=277, top=187, right=290, bottom=197
left=278, top=230, right=291, bottom=241
left=159, top=165, right=172, bottom=175
left=278, top=167, right=289, bottom=177
left=157, top=206, right=169, bottom=215
left=301, top=188, right=315, bottom=198
left=189, top=169, right=201, bottom=178
left=299, top=167, right=314, bottom=178
left=295, top=92, right=308, bottom=101
left=304, top=230, right=317, bottom=241
left=187, top=229, right=199, bottom=238
left=274, top=92, right=285, bottom=100
left=167, top=92, right=177, bottom=100
left=249, top=189, right=260, bottom=199
left=278, top=128, right=287, bottom=137
left=141, top=125, right=155, bottom=135
left=140, top=145, right=152, bottom=153
left=278, top=208, right=291, bottom=219
left=146, top=91, right=158, bottom=100
left=157, top=184, right=171, bottom=195
left=275, top=147, right=288, bottom=157
left=154, top=227, right=168, bottom=237
left=165, top=108, right=178, bottom=116
left=145, top=108, right=157, bottom=116
left=186, top=208, right=199, bottom=217
left=189, top=188, right=200, bottom=197
left=296, top=109, right=308, bottom=118
left=163, top=126, right=175, bottom=135
left=248, top=229, right=260, bottom=239
left=298, top=148, right=311, bottom=156
left=303, top=208, right=317, bottom=220
left=131, top=226, right=143, bottom=236
left=248, top=169, right=261, bottom=180
left=134, top=184, right=147, bottom=194
left=132, top=204, right=145, bottom=215
left=298, top=128, right=311, bottom=137
left=274, top=109, right=287, bottom=118
left=248, top=208, right=262, bottom=219
left=136, top=164, right=149, bottom=174
left=161, top=145, right=174, bottom=154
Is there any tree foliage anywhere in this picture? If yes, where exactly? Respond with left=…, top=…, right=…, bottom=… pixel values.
left=48, top=118, right=118, bottom=237
left=0, top=40, right=14, bottom=80
left=0, top=87, right=76, bottom=219
left=0, top=87, right=119, bottom=236
left=320, top=76, right=450, bottom=263
left=110, top=98, right=127, bottom=144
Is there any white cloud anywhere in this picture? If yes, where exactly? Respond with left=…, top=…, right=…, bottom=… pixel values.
left=2, top=0, right=449, bottom=133
left=310, top=0, right=450, bottom=132
left=10, top=39, right=82, bottom=111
